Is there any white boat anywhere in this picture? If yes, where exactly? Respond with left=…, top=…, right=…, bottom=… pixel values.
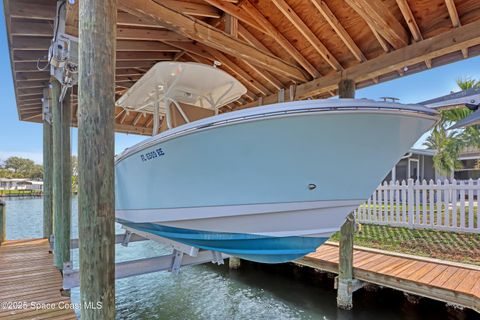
left=115, top=62, right=439, bottom=263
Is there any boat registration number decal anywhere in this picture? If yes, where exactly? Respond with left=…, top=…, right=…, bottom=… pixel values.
left=140, top=148, right=165, bottom=162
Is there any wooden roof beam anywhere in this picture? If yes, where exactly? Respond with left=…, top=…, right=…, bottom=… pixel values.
left=16, top=80, right=49, bottom=89
left=12, top=37, right=180, bottom=53
left=117, top=28, right=190, bottom=42
left=445, top=0, right=461, bottom=27
left=444, top=0, right=469, bottom=59
left=395, top=0, right=432, bottom=68
left=183, top=52, right=257, bottom=102
left=272, top=0, right=342, bottom=71
left=202, top=0, right=267, bottom=34
left=240, top=0, right=320, bottom=79
left=116, top=41, right=181, bottom=52
left=239, top=19, right=480, bottom=108
left=173, top=39, right=279, bottom=94
left=156, top=0, right=221, bottom=19
left=396, top=0, right=422, bottom=42
left=225, top=14, right=238, bottom=37
left=237, top=24, right=271, bottom=54
left=116, top=52, right=173, bottom=61
left=10, top=21, right=52, bottom=37
left=132, top=112, right=144, bottom=126
left=65, top=2, right=221, bottom=32
left=13, top=50, right=48, bottom=62
left=367, top=21, right=390, bottom=52
left=116, top=61, right=156, bottom=69
left=345, top=0, right=409, bottom=49
left=117, top=0, right=308, bottom=82
left=15, top=71, right=49, bottom=81
left=12, top=37, right=51, bottom=51
left=237, top=25, right=286, bottom=90
left=204, top=47, right=272, bottom=96
left=309, top=0, right=366, bottom=62
left=9, top=1, right=55, bottom=21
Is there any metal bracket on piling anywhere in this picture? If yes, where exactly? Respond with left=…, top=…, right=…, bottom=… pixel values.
left=334, top=276, right=364, bottom=293
left=278, top=88, right=285, bottom=103
left=49, top=235, right=55, bottom=253
left=121, top=230, right=133, bottom=247
left=211, top=251, right=224, bottom=265
left=170, top=250, right=184, bottom=274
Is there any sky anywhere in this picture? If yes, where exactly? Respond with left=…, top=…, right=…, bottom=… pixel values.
left=2, top=6, right=480, bottom=164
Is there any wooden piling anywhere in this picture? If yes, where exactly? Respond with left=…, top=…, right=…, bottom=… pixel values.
left=337, top=79, right=356, bottom=310
left=43, top=87, right=53, bottom=239
left=229, top=256, right=241, bottom=270
left=338, top=79, right=356, bottom=99
left=78, top=0, right=117, bottom=318
left=0, top=199, right=5, bottom=245
left=52, top=79, right=72, bottom=269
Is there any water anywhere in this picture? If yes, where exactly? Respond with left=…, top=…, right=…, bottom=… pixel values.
left=3, top=197, right=478, bottom=319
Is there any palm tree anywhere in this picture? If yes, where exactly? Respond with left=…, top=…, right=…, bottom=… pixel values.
left=424, top=77, right=480, bottom=177
left=424, top=128, right=462, bottom=177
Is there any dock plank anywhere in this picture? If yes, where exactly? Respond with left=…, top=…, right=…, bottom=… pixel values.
left=296, top=243, right=480, bottom=313
left=0, top=239, right=76, bottom=320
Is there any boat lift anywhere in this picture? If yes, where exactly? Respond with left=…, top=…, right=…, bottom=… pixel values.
left=420, top=87, right=480, bottom=129
left=60, top=228, right=227, bottom=290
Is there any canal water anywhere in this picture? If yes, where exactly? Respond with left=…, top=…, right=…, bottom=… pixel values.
left=3, top=197, right=477, bottom=320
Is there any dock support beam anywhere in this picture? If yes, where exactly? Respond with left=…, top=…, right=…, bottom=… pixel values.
left=0, top=200, right=5, bottom=245
left=43, top=87, right=53, bottom=239
left=337, top=79, right=356, bottom=310
left=78, top=0, right=117, bottom=318
left=229, top=257, right=241, bottom=270
left=52, top=79, right=71, bottom=269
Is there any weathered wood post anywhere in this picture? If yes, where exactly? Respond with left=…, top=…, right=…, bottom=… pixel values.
left=78, top=0, right=116, bottom=318
left=337, top=79, right=356, bottom=310
left=0, top=199, right=5, bottom=245
left=52, top=79, right=72, bottom=269
left=338, top=79, right=356, bottom=99
left=42, top=87, right=53, bottom=239
left=229, top=257, right=241, bottom=270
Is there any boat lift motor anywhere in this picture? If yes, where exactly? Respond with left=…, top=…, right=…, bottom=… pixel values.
left=50, top=33, right=79, bottom=101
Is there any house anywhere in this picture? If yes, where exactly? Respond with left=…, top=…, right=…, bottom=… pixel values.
left=384, top=148, right=480, bottom=182
left=0, top=178, right=43, bottom=191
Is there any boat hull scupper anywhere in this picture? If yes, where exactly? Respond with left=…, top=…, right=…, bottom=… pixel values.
left=115, top=100, right=438, bottom=263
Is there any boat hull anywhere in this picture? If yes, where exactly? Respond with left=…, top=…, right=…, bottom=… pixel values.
left=118, top=220, right=329, bottom=263
left=115, top=100, right=438, bottom=263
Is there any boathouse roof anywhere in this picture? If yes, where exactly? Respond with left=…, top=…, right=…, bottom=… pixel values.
left=3, top=0, right=480, bottom=135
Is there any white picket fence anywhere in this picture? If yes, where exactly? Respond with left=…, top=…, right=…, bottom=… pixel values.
left=355, top=179, right=480, bottom=234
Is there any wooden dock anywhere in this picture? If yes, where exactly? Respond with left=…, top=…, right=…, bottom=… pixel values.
left=0, top=239, right=76, bottom=320
left=297, top=242, right=480, bottom=313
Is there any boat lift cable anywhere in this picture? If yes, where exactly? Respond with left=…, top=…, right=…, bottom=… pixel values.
left=37, top=0, right=66, bottom=71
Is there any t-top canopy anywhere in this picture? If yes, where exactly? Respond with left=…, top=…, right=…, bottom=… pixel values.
left=116, top=62, right=247, bottom=114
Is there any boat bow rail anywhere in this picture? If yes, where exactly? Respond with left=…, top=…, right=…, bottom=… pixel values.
left=115, top=99, right=439, bottom=163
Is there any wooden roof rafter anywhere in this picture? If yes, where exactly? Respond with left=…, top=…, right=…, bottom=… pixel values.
left=239, top=0, right=320, bottom=79
left=240, top=18, right=480, bottom=108
left=4, top=0, right=480, bottom=136
left=395, top=0, right=432, bottom=68
left=345, top=0, right=409, bottom=49
left=271, top=0, right=343, bottom=71
left=117, top=0, right=308, bottom=82
left=309, top=0, right=366, bottom=63
left=444, top=0, right=469, bottom=58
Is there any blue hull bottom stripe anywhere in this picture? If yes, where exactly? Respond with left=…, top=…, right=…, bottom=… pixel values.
left=117, top=220, right=328, bottom=264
